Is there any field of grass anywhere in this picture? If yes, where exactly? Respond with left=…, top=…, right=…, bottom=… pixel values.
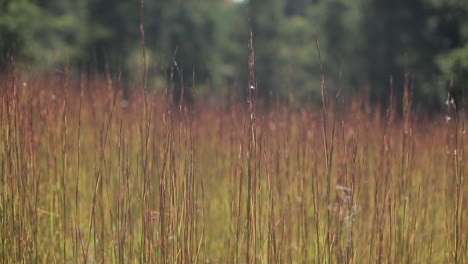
left=0, top=68, right=466, bottom=263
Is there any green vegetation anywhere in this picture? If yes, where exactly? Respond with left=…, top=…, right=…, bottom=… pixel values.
left=1, top=0, right=468, bottom=108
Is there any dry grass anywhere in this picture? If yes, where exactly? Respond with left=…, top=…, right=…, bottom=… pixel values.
left=0, top=66, right=466, bottom=263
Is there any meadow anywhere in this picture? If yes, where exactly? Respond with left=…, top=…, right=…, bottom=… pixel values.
left=0, top=67, right=466, bottom=263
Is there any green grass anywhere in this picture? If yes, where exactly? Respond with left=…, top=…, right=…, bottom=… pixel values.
left=0, top=70, right=466, bottom=263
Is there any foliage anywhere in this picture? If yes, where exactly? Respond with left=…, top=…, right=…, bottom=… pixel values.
left=433, top=0, right=468, bottom=105
left=0, top=0, right=88, bottom=69
left=0, top=0, right=467, bottom=110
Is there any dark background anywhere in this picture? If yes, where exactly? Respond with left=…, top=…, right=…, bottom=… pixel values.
left=1, top=0, right=467, bottom=111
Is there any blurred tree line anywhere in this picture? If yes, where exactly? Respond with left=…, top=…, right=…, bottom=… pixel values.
left=0, top=0, right=467, bottom=111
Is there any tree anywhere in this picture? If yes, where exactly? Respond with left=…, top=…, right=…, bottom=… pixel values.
left=361, top=0, right=441, bottom=111
left=0, top=0, right=43, bottom=67
left=249, top=0, right=286, bottom=101
left=433, top=0, right=468, bottom=108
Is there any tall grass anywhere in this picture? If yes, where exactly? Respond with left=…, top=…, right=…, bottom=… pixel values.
left=0, top=64, right=466, bottom=263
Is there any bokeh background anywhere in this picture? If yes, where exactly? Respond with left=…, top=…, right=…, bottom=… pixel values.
left=1, top=0, right=467, bottom=111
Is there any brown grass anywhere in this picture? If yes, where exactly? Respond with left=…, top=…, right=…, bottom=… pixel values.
left=0, top=65, right=466, bottom=263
